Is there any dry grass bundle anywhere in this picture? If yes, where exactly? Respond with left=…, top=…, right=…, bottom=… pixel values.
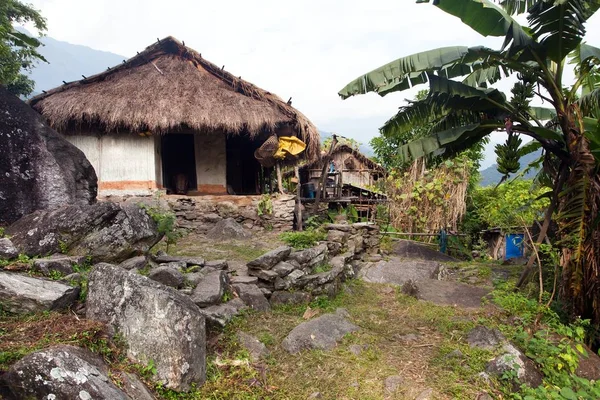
left=29, top=36, right=320, bottom=160
left=386, top=157, right=471, bottom=234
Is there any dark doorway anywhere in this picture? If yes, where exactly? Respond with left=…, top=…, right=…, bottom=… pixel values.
left=162, top=135, right=197, bottom=194
left=226, top=135, right=262, bottom=195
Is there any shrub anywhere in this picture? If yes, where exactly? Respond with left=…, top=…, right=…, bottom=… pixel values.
left=280, top=229, right=326, bottom=249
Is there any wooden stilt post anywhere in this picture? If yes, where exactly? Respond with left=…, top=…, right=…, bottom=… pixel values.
left=276, top=162, right=284, bottom=194
left=314, top=135, right=338, bottom=212
left=295, top=165, right=303, bottom=231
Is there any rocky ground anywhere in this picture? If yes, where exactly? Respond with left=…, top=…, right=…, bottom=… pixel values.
left=1, top=226, right=599, bottom=399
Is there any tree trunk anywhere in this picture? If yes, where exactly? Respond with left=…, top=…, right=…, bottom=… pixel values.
left=555, top=115, right=600, bottom=346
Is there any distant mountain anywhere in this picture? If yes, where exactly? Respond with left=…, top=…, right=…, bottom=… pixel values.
left=319, top=130, right=375, bottom=157
left=479, top=149, right=543, bottom=186
left=19, top=29, right=126, bottom=94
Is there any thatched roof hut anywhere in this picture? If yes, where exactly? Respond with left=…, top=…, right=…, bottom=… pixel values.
left=29, top=36, right=320, bottom=196
left=290, top=144, right=386, bottom=199
left=300, top=144, right=385, bottom=174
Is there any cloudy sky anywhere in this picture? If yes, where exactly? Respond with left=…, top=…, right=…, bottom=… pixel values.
left=25, top=0, right=600, bottom=169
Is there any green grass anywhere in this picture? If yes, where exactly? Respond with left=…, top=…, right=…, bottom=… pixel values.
left=149, top=280, right=491, bottom=400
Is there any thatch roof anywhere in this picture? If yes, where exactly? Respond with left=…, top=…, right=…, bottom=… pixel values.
left=299, top=144, right=386, bottom=173
left=29, top=36, right=319, bottom=159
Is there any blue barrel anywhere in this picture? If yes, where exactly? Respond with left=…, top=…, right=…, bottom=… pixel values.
left=505, top=234, right=524, bottom=259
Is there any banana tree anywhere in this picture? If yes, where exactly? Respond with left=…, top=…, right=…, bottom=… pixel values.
left=340, top=0, right=600, bottom=337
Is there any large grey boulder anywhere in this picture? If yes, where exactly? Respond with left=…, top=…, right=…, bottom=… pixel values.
left=191, top=270, right=228, bottom=307
left=247, top=246, right=292, bottom=270
left=207, top=217, right=251, bottom=240
left=86, top=263, right=205, bottom=391
left=232, top=283, right=271, bottom=312
left=148, top=266, right=185, bottom=288
left=0, top=86, right=97, bottom=226
left=0, top=271, right=79, bottom=314
left=0, top=238, right=18, bottom=260
left=360, top=259, right=446, bottom=286
left=6, top=202, right=162, bottom=263
left=4, top=345, right=129, bottom=399
left=282, top=309, right=358, bottom=354
left=403, top=279, right=490, bottom=308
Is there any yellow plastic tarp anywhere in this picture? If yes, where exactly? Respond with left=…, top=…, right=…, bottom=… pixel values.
left=273, top=136, right=306, bottom=159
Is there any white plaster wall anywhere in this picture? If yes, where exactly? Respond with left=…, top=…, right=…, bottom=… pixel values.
left=99, top=134, right=155, bottom=181
left=66, top=133, right=157, bottom=195
left=194, top=132, right=226, bottom=190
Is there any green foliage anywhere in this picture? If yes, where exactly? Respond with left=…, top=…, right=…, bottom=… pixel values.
left=0, top=0, right=47, bottom=96
left=280, top=229, right=326, bottom=249
left=47, top=270, right=63, bottom=281
left=0, top=227, right=5, bottom=237
left=139, top=202, right=180, bottom=253
left=0, top=253, right=31, bottom=268
left=313, top=263, right=332, bottom=274
left=57, top=239, right=68, bottom=255
left=138, top=264, right=152, bottom=276
left=370, top=90, right=431, bottom=170
left=257, top=194, right=273, bottom=216
left=322, top=135, right=361, bottom=151
left=491, top=285, right=600, bottom=399
left=346, top=204, right=359, bottom=223
left=135, top=359, right=158, bottom=380
left=467, top=179, right=550, bottom=231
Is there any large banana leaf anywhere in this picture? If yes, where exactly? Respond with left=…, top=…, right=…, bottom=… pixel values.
left=528, top=106, right=557, bottom=120
left=396, top=123, right=499, bottom=162
left=418, top=0, right=534, bottom=50
left=528, top=0, right=600, bottom=63
left=338, top=46, right=497, bottom=99
left=578, top=43, right=600, bottom=63
left=381, top=74, right=508, bottom=137
left=499, top=0, right=539, bottom=15
left=578, top=88, right=600, bottom=115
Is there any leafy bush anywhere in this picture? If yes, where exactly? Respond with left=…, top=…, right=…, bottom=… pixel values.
left=492, top=286, right=600, bottom=399
left=257, top=195, right=273, bottom=216
left=280, top=229, right=326, bottom=249
left=139, top=203, right=180, bottom=253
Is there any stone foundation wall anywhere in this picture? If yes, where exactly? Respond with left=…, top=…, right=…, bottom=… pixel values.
left=246, top=223, right=381, bottom=300
left=102, top=194, right=297, bottom=233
